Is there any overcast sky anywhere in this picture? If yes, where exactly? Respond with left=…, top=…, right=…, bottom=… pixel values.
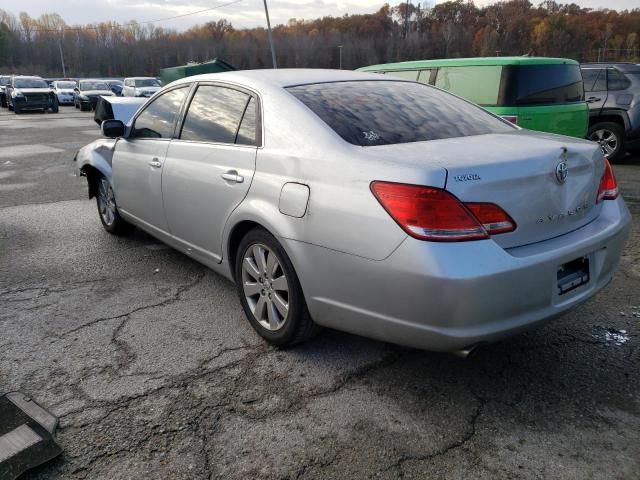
left=1, top=0, right=637, bottom=30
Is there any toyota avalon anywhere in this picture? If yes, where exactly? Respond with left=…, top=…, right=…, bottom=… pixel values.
left=75, top=69, right=631, bottom=355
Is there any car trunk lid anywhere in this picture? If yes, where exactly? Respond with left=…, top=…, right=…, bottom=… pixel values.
left=436, top=132, right=604, bottom=248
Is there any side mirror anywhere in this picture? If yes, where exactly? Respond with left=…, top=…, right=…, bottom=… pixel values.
left=74, top=87, right=79, bottom=92
left=101, top=120, right=125, bottom=138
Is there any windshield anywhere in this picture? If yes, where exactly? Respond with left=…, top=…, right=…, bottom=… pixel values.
left=503, top=64, right=584, bottom=106
left=56, top=81, right=76, bottom=89
left=14, top=78, right=48, bottom=89
left=0, top=77, right=10, bottom=86
left=80, top=81, right=109, bottom=91
left=287, top=80, right=514, bottom=147
left=134, top=79, right=160, bottom=88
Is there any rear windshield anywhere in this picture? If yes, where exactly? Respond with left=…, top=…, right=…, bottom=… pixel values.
left=503, top=64, right=584, bottom=106
left=287, top=80, right=515, bottom=147
left=55, top=81, right=76, bottom=89
left=14, top=78, right=48, bottom=89
left=135, top=79, right=160, bottom=87
left=80, top=81, right=109, bottom=91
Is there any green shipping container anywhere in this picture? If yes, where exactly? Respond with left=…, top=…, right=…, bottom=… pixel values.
left=160, top=58, right=236, bottom=86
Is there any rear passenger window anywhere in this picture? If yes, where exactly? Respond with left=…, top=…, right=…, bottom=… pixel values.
left=417, top=70, right=433, bottom=84
left=582, top=69, right=605, bottom=91
left=180, top=85, right=250, bottom=144
left=388, top=70, right=419, bottom=81
left=435, top=66, right=502, bottom=105
left=132, top=86, right=188, bottom=139
left=607, top=69, right=630, bottom=91
left=236, top=97, right=258, bottom=146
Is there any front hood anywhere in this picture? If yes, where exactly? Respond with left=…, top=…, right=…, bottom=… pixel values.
left=15, top=88, right=50, bottom=95
left=137, top=87, right=160, bottom=93
left=81, top=90, right=114, bottom=96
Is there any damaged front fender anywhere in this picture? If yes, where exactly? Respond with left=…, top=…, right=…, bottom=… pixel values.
left=74, top=138, right=118, bottom=198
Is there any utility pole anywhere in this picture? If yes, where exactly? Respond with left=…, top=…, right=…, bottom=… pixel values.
left=404, top=0, right=410, bottom=38
left=58, top=33, right=66, bottom=78
left=338, top=45, right=343, bottom=69
left=263, top=0, right=277, bottom=68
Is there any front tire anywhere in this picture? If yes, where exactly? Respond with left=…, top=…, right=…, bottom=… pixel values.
left=50, top=97, right=59, bottom=113
left=589, top=122, right=624, bottom=161
left=235, top=228, right=318, bottom=347
left=96, top=175, right=131, bottom=235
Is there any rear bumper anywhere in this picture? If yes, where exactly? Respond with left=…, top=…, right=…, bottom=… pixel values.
left=286, top=198, right=631, bottom=352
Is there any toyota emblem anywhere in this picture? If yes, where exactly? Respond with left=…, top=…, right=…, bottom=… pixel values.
left=555, top=161, right=568, bottom=184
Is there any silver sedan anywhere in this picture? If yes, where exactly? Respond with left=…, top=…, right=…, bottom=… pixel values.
left=76, top=69, right=631, bottom=356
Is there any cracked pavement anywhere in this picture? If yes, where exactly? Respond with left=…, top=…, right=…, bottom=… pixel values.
left=1, top=108, right=639, bottom=479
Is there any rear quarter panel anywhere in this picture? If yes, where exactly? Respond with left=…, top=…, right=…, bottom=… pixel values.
left=488, top=103, right=588, bottom=138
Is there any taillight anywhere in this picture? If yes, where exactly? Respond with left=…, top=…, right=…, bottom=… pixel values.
left=370, top=182, right=515, bottom=242
left=465, top=203, right=516, bottom=235
left=597, top=158, right=619, bottom=203
left=500, top=115, right=518, bottom=125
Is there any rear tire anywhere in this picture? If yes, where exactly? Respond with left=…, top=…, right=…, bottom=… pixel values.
left=80, top=103, right=89, bottom=112
left=96, top=175, right=131, bottom=235
left=235, top=228, right=319, bottom=347
left=589, top=122, right=625, bottom=161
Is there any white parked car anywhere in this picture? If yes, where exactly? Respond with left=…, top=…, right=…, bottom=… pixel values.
left=122, top=77, right=161, bottom=98
left=50, top=80, right=77, bottom=105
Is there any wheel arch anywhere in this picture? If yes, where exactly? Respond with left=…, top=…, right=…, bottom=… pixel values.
left=226, top=220, right=274, bottom=282
left=589, top=110, right=631, bottom=132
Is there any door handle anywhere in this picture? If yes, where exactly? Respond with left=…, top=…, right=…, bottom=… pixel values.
left=148, top=158, right=162, bottom=168
left=221, top=171, right=244, bottom=183
left=587, top=96, right=601, bottom=103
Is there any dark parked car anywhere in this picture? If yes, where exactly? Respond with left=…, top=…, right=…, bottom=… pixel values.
left=6, top=76, right=59, bottom=114
left=0, top=75, right=11, bottom=107
left=73, top=79, right=114, bottom=111
left=106, top=79, right=124, bottom=96
left=581, top=63, right=640, bottom=160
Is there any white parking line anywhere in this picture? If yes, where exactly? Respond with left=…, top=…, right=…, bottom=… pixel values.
left=0, top=144, right=63, bottom=159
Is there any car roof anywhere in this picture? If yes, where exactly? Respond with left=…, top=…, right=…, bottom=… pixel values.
left=357, top=56, right=578, bottom=71
left=581, top=62, right=640, bottom=73
left=171, top=68, right=387, bottom=90
left=13, top=75, right=44, bottom=79
left=125, top=77, right=157, bottom=80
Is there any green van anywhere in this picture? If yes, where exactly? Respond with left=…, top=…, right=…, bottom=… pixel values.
left=357, top=57, right=588, bottom=138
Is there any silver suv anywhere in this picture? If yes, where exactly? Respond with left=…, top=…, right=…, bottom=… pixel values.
left=581, top=63, right=640, bottom=161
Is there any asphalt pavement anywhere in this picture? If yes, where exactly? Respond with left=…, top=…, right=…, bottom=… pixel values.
left=1, top=107, right=639, bottom=479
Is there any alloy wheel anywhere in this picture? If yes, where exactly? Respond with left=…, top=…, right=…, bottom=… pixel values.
left=241, top=243, right=290, bottom=331
left=590, top=128, right=618, bottom=157
left=97, top=178, right=117, bottom=227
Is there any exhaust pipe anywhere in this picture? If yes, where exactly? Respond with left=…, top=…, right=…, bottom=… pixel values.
left=451, top=344, right=482, bottom=359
